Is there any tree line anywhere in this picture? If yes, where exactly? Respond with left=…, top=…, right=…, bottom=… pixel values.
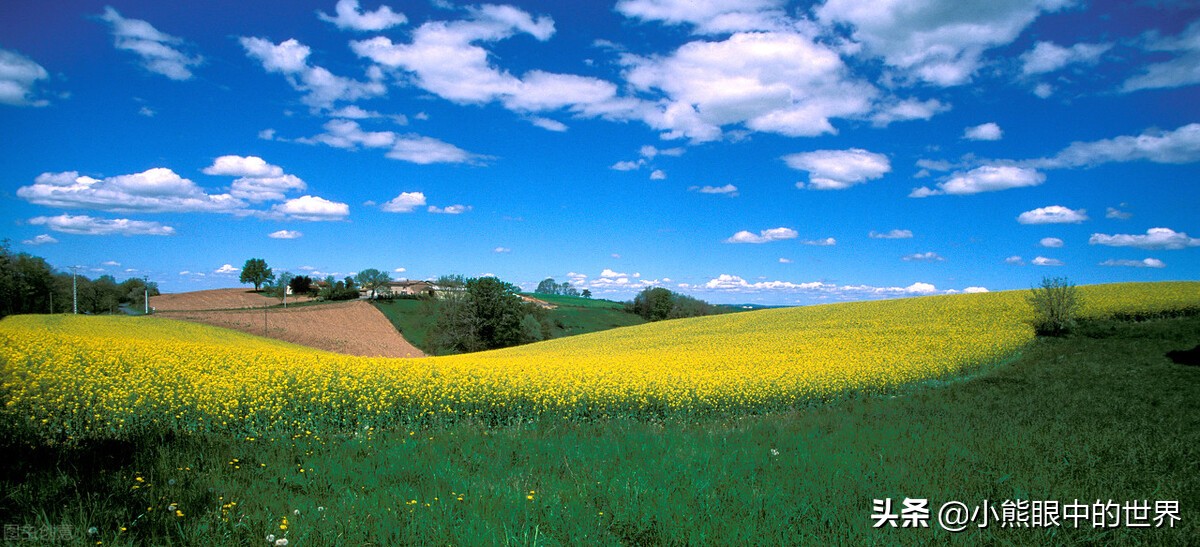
left=0, top=242, right=159, bottom=318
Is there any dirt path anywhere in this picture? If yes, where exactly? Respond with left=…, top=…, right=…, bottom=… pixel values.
left=156, top=299, right=425, bottom=358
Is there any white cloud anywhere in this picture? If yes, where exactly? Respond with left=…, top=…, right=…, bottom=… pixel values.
left=1031, top=123, right=1200, bottom=168
left=963, top=286, right=990, bottom=293
left=640, top=145, right=685, bottom=158
left=869, top=229, right=913, bottom=239
left=688, top=184, right=738, bottom=196
left=1040, top=237, right=1064, bottom=248
left=963, top=122, right=1003, bottom=141
left=649, top=169, right=667, bottom=180
left=381, top=192, right=427, bottom=213
left=29, top=214, right=175, bottom=236
left=869, top=98, right=951, bottom=127
left=912, top=165, right=1045, bottom=197
left=17, top=169, right=243, bottom=213
left=99, top=7, right=203, bottom=81
left=270, top=195, right=350, bottom=221
left=394, top=267, right=407, bottom=273
left=1032, top=256, right=1064, bottom=266
left=611, top=160, right=644, bottom=171
left=1005, top=255, right=1025, bottom=265
left=0, top=48, right=50, bottom=106
left=1020, top=40, right=1110, bottom=75
left=801, top=237, right=837, bottom=246
left=493, top=247, right=512, bottom=253
left=1123, top=21, right=1200, bottom=92
left=1089, top=228, right=1200, bottom=250
left=428, top=204, right=472, bottom=214
left=318, top=0, right=408, bottom=31
left=202, top=155, right=284, bottom=178
left=269, top=230, right=303, bottom=239
left=817, top=0, right=1070, bottom=86
left=697, top=273, right=944, bottom=298
left=623, top=31, right=878, bottom=141
left=903, top=252, right=944, bottom=262
left=1100, top=258, right=1166, bottom=269
left=301, top=119, right=484, bottom=165
left=783, top=148, right=890, bottom=190
left=1033, top=83, right=1054, bottom=98
left=1017, top=205, right=1088, bottom=225
left=1106, top=207, right=1132, bottom=220
left=725, top=227, right=798, bottom=244
left=241, top=37, right=385, bottom=109
left=102, top=260, right=121, bottom=266
left=215, top=264, right=239, bottom=274
left=600, top=268, right=627, bottom=278
left=615, top=0, right=788, bottom=34
left=778, top=257, right=792, bottom=263
left=22, top=234, right=58, bottom=245
left=529, top=117, right=568, bottom=132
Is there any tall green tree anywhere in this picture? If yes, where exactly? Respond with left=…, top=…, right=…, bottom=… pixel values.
left=356, top=268, right=392, bottom=300
left=240, top=258, right=274, bottom=292
left=467, top=276, right=525, bottom=349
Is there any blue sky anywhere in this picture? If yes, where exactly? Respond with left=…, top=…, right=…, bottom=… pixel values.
left=2, top=0, right=1198, bottom=305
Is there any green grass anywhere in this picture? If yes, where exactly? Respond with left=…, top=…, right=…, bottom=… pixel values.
left=371, top=298, right=437, bottom=352
left=2, top=315, right=1197, bottom=545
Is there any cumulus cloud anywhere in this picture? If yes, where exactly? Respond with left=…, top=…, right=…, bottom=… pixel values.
left=529, top=117, right=568, bottom=132
left=1040, top=237, right=1064, bottom=248
left=428, top=204, right=472, bottom=214
left=241, top=37, right=385, bottom=109
left=963, top=287, right=990, bottom=293
left=22, top=234, right=58, bottom=245
left=869, top=98, right=950, bottom=127
left=99, top=7, right=203, bottom=80
left=300, top=119, right=484, bottom=165
left=911, top=165, right=1045, bottom=197
left=215, top=264, right=239, bottom=274
left=29, top=214, right=175, bottom=236
left=381, top=191, right=427, bottom=213
left=725, top=227, right=798, bottom=244
left=270, top=195, right=350, bottom=221
left=202, top=155, right=283, bottom=178
left=1017, top=205, right=1088, bottom=224
left=649, top=169, right=667, bottom=180
left=1123, top=21, right=1200, bottom=92
left=1100, top=258, right=1166, bottom=268
left=1089, top=228, right=1200, bottom=250
left=615, top=0, right=788, bottom=34
left=1020, top=40, right=1110, bottom=75
left=783, top=148, right=890, bottom=190
left=0, top=48, right=50, bottom=106
left=698, top=273, right=944, bottom=298
left=1005, top=255, right=1025, bottom=265
left=493, top=247, right=512, bottom=253
left=318, top=0, right=408, bottom=31
left=778, top=257, right=792, bottom=263
left=1030, top=123, right=1200, bottom=168
left=688, top=184, right=738, bottom=196
left=1106, top=207, right=1132, bottom=220
left=801, top=237, right=837, bottom=246
left=1032, top=256, right=1064, bottom=266
left=17, top=169, right=243, bottom=213
left=622, top=30, right=879, bottom=141
left=203, top=155, right=306, bottom=203
left=869, top=229, right=913, bottom=239
left=269, top=230, right=302, bottom=239
left=903, top=252, right=944, bottom=262
left=963, top=122, right=1003, bottom=141
left=817, top=0, right=1069, bottom=86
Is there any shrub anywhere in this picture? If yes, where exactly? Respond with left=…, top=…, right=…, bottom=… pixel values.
left=1029, top=276, right=1080, bottom=336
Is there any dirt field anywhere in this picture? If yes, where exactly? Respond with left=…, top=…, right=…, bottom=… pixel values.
left=151, top=288, right=314, bottom=311
left=156, top=299, right=425, bottom=358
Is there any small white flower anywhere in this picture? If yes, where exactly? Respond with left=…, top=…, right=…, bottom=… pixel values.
left=293, top=509, right=300, bottom=516
left=317, top=506, right=325, bottom=512
left=275, top=539, right=289, bottom=547
left=167, top=504, right=177, bottom=511
left=87, top=527, right=98, bottom=536
left=266, top=534, right=276, bottom=543
left=770, top=448, right=780, bottom=457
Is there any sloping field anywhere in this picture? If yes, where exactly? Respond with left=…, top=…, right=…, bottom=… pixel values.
left=151, top=288, right=313, bottom=311
left=2, top=282, right=1197, bottom=439
left=158, top=300, right=424, bottom=358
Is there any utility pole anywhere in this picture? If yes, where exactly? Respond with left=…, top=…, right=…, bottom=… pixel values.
left=70, top=265, right=80, bottom=314
left=143, top=275, right=150, bottom=314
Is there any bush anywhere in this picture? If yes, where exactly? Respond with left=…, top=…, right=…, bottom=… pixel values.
left=1029, top=276, right=1080, bottom=336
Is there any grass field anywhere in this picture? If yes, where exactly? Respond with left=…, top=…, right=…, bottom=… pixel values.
left=2, top=282, right=1199, bottom=544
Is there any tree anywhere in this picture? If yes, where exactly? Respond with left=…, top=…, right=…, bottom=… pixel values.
left=240, top=258, right=274, bottom=292
left=536, top=277, right=558, bottom=295
left=289, top=275, right=313, bottom=296
left=1029, top=276, right=1080, bottom=336
left=581, top=289, right=592, bottom=299
left=630, top=287, right=717, bottom=322
left=468, top=276, right=525, bottom=349
left=270, top=271, right=295, bottom=301
left=356, top=268, right=392, bottom=300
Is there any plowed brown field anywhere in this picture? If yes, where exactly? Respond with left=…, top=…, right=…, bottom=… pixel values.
left=152, top=290, right=424, bottom=358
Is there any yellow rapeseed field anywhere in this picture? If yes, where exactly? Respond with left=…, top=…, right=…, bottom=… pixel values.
left=2, top=282, right=1197, bottom=439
